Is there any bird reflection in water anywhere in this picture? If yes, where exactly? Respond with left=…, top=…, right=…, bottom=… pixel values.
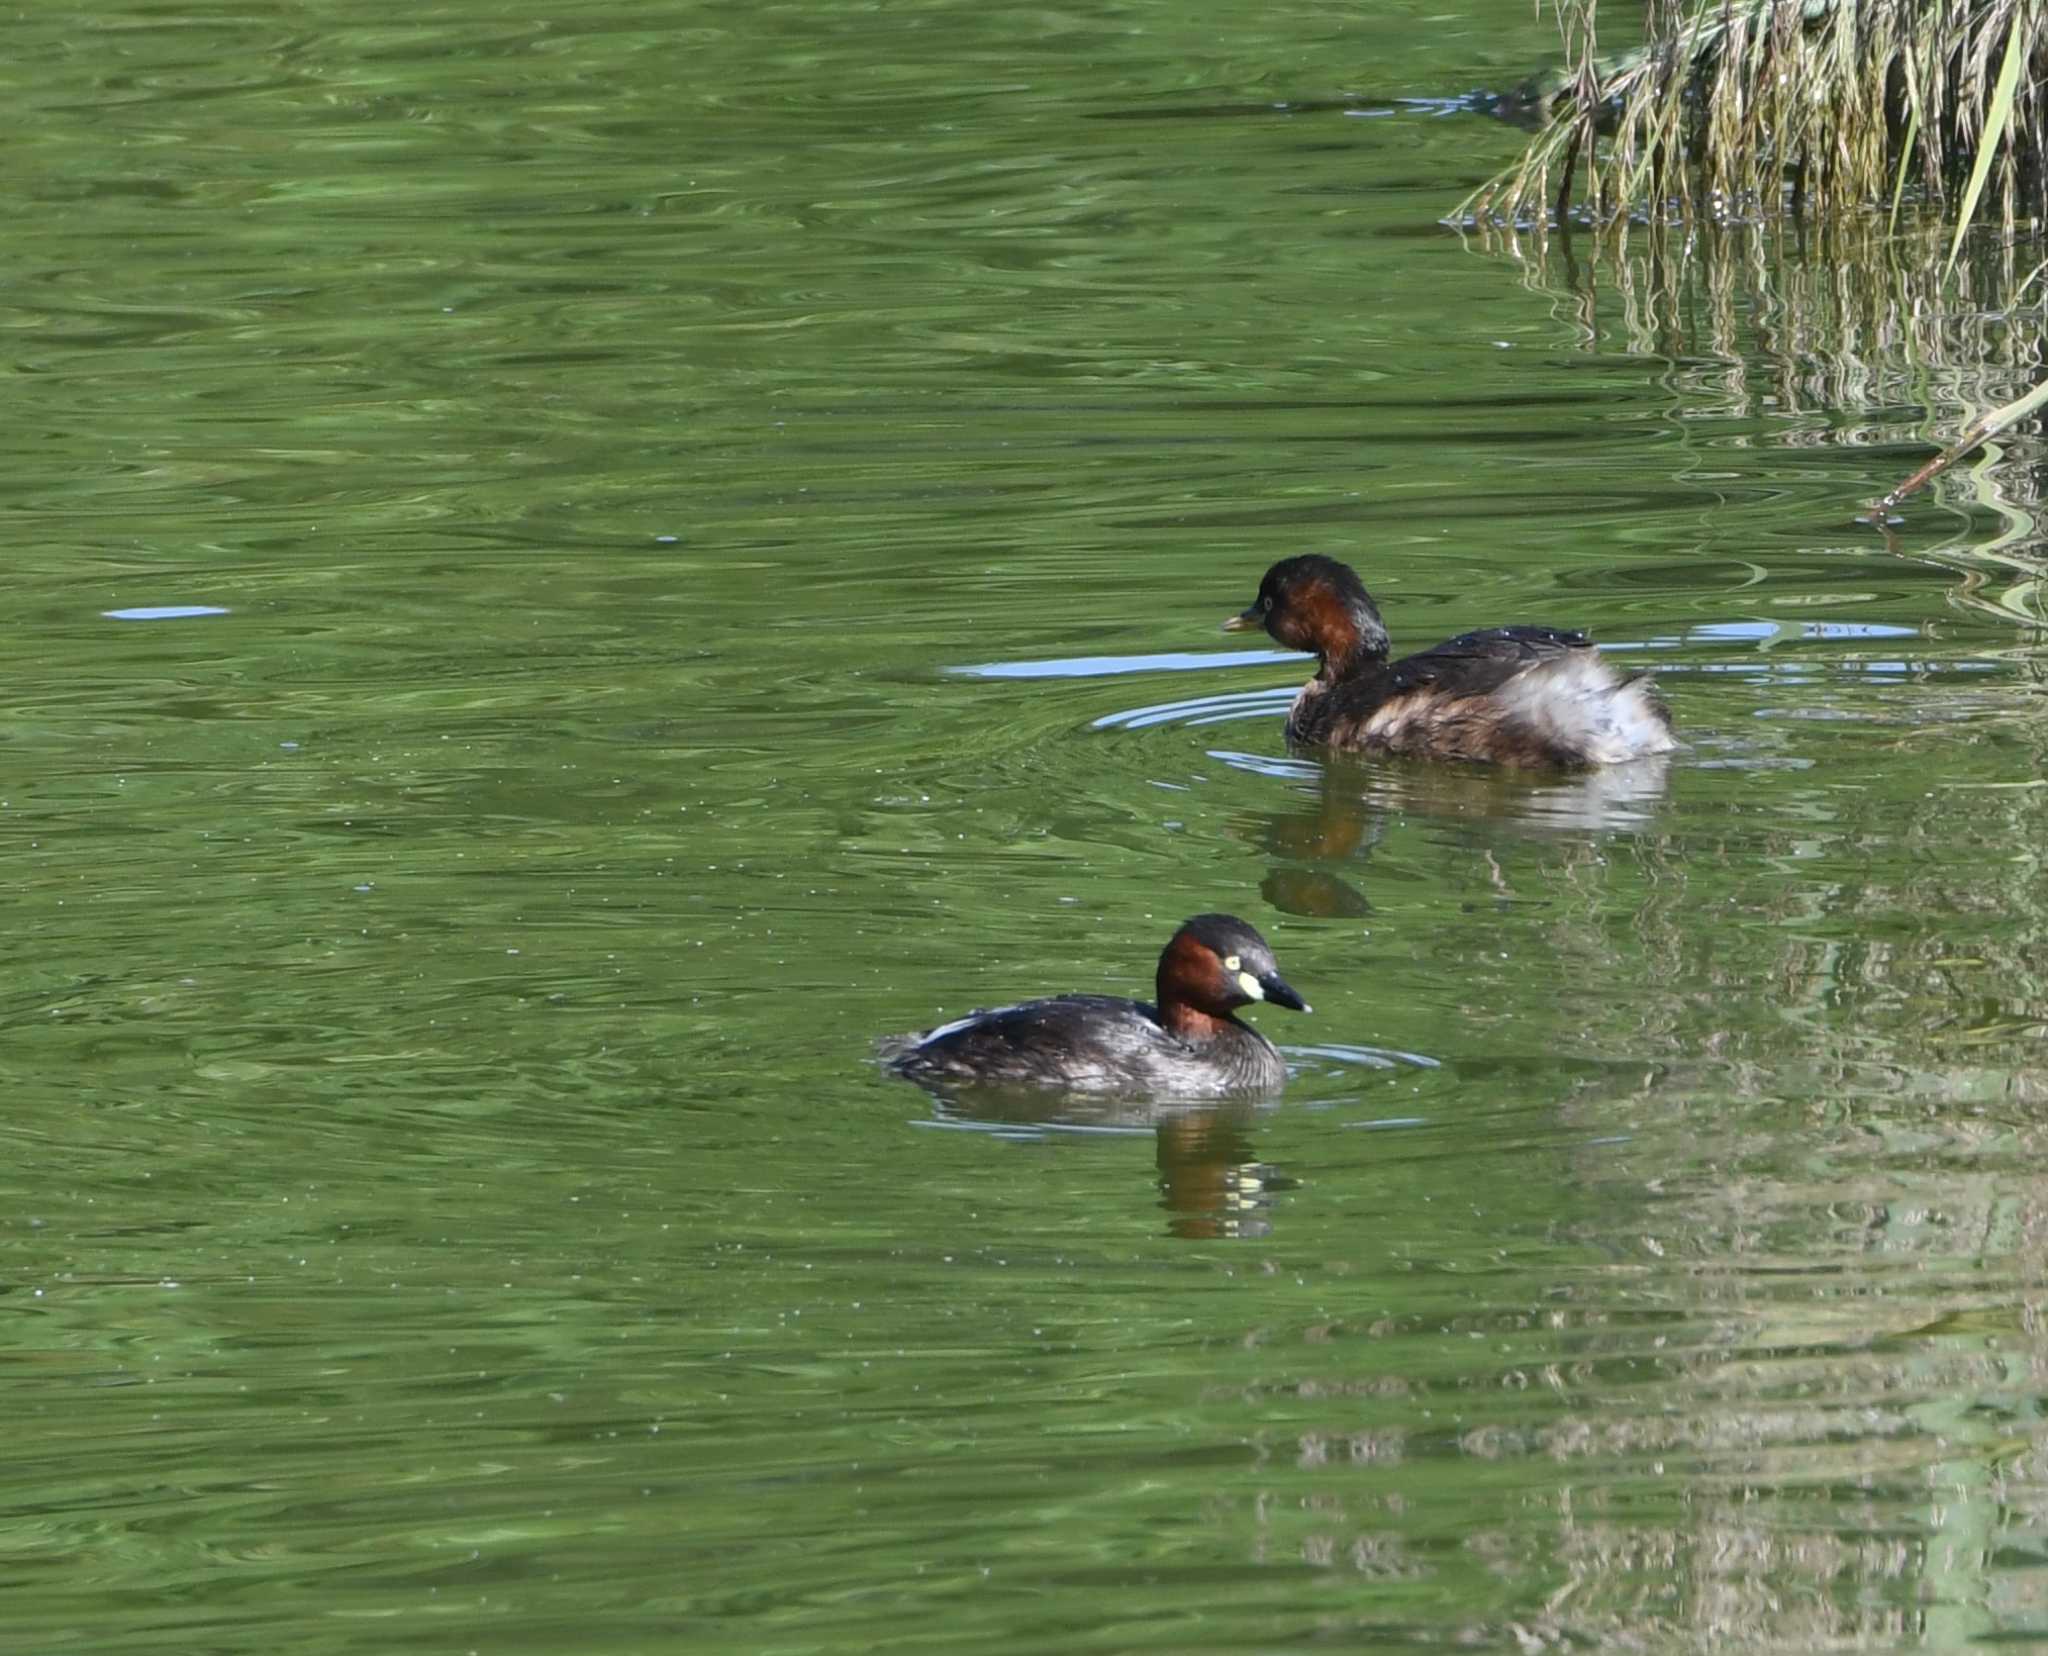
left=1237, top=748, right=1673, bottom=918
left=912, top=1089, right=1290, bottom=1240
left=1154, top=1106, right=1287, bottom=1240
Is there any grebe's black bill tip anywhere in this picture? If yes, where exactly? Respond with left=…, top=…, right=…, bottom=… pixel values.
left=1260, top=973, right=1309, bottom=1013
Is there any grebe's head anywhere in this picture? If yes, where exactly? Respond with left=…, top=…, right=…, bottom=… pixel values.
left=1223, top=555, right=1390, bottom=667
left=1156, top=913, right=1309, bottom=1030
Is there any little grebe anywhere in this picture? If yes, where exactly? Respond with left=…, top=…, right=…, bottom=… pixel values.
left=1224, top=555, right=1675, bottom=768
left=880, top=913, right=1310, bottom=1097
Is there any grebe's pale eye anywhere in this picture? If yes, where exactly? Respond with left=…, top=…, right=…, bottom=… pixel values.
left=1222, top=953, right=1241, bottom=971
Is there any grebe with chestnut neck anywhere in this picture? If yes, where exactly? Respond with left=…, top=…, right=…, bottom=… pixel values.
left=1225, top=555, right=1675, bottom=768
left=879, top=914, right=1309, bottom=1098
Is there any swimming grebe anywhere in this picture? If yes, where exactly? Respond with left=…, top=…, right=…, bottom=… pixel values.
left=879, top=913, right=1310, bottom=1097
left=1224, top=555, right=1675, bottom=767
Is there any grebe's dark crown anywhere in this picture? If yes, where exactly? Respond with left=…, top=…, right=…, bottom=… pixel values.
left=1175, top=913, right=1276, bottom=968
left=1259, top=554, right=1369, bottom=604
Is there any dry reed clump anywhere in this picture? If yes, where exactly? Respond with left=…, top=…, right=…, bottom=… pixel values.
left=1464, top=0, right=2048, bottom=257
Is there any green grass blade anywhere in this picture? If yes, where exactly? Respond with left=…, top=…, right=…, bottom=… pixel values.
left=1944, top=3, right=2030, bottom=277
left=1887, top=75, right=1921, bottom=232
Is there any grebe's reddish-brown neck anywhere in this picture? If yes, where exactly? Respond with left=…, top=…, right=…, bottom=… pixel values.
left=1288, top=583, right=1384, bottom=679
left=1155, top=929, right=1236, bottom=1043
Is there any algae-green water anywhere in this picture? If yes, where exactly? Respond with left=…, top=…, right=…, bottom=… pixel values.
left=7, top=3, right=2048, bottom=1650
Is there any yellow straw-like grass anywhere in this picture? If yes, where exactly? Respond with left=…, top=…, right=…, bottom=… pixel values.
left=1460, top=0, right=2048, bottom=236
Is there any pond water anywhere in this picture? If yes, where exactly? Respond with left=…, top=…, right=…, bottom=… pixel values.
left=7, top=2, right=2048, bottom=1651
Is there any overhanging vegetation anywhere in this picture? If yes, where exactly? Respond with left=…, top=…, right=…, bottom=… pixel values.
left=1464, top=0, right=2047, bottom=261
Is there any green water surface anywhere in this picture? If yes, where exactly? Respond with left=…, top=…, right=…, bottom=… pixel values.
left=6, top=3, right=2048, bottom=1651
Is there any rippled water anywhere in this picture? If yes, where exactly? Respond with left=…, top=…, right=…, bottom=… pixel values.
left=7, top=1, right=2048, bottom=1651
